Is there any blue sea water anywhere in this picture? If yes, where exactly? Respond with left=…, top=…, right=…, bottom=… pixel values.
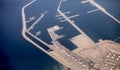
left=0, top=0, right=120, bottom=70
